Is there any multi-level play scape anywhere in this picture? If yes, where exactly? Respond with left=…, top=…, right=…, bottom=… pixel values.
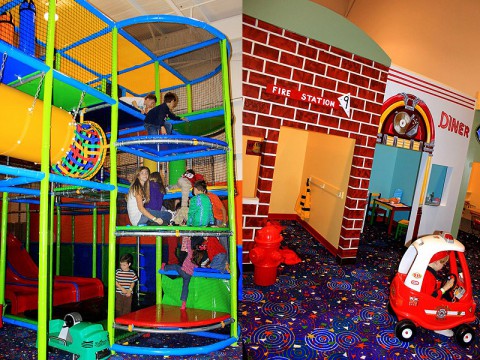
left=0, top=0, right=238, bottom=358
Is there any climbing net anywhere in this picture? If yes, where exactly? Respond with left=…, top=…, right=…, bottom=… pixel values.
left=51, top=121, right=107, bottom=180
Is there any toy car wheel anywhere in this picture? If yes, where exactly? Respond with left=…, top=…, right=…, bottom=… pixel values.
left=387, top=302, right=395, bottom=315
left=395, top=319, right=416, bottom=342
left=455, top=324, right=475, bottom=347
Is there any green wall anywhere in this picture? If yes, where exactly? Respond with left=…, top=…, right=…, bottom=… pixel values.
left=244, top=0, right=391, bottom=67
left=452, top=110, right=480, bottom=236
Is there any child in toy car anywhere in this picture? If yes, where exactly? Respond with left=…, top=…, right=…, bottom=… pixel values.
left=421, top=251, right=456, bottom=336
left=389, top=232, right=476, bottom=347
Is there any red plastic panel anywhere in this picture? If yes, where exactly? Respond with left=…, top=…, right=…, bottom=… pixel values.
left=115, top=304, right=230, bottom=328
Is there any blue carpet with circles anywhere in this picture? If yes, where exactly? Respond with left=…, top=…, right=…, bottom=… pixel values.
left=239, top=220, right=480, bottom=359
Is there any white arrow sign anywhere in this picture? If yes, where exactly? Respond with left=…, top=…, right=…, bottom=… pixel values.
left=338, top=93, right=351, bottom=117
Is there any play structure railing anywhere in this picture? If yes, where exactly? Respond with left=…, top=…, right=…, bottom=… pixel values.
left=0, top=2, right=238, bottom=358
left=0, top=165, right=115, bottom=195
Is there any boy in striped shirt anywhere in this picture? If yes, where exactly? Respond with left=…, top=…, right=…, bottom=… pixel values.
left=115, top=253, right=138, bottom=317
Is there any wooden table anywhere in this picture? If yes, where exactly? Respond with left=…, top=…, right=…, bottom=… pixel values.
left=370, top=198, right=412, bottom=235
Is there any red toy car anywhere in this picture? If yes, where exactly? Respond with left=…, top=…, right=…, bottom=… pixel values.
left=390, top=232, right=476, bottom=346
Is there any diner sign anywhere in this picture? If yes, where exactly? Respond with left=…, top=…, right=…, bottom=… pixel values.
left=266, top=84, right=350, bottom=117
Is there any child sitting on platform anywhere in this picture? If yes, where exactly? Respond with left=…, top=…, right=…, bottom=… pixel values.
left=126, top=166, right=173, bottom=226
left=204, top=181, right=229, bottom=254
left=187, top=180, right=214, bottom=227
left=170, top=169, right=205, bottom=225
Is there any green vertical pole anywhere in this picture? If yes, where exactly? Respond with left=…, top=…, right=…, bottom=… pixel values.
left=154, top=61, right=160, bottom=104
left=108, top=26, right=120, bottom=347
left=49, top=194, right=54, bottom=318
left=154, top=60, right=186, bottom=185
left=101, top=214, right=106, bottom=284
left=186, top=83, right=192, bottom=113
left=156, top=236, right=162, bottom=304
left=38, top=1, right=57, bottom=358
left=25, top=203, right=30, bottom=252
left=54, top=52, right=61, bottom=71
left=220, top=39, right=237, bottom=340
left=167, top=79, right=189, bottom=185
left=168, top=161, right=186, bottom=186
left=71, top=216, right=75, bottom=275
left=56, top=206, right=61, bottom=275
left=101, top=78, right=107, bottom=94
left=92, top=207, right=97, bottom=278
left=0, top=193, right=9, bottom=322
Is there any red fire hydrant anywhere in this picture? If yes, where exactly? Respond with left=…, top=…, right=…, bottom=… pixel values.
left=250, top=221, right=284, bottom=286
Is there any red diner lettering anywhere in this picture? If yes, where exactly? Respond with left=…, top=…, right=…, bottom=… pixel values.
left=437, top=111, right=470, bottom=138
left=438, top=111, right=449, bottom=129
left=449, top=118, right=458, bottom=133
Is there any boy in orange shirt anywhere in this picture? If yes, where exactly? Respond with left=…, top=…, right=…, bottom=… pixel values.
left=199, top=180, right=229, bottom=253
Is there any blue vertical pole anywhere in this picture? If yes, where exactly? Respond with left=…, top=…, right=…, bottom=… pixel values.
left=19, top=0, right=36, bottom=56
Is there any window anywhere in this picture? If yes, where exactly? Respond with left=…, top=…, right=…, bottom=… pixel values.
left=425, top=164, right=448, bottom=206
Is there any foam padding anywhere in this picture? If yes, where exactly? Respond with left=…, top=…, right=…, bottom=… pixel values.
left=161, top=276, right=230, bottom=313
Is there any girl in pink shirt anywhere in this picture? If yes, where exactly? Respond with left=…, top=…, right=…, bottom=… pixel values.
left=163, top=237, right=197, bottom=310
left=192, top=236, right=229, bottom=273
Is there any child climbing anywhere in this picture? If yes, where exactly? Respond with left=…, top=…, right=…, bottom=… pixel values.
left=162, top=236, right=199, bottom=310
left=192, top=236, right=229, bottom=273
left=143, top=92, right=188, bottom=135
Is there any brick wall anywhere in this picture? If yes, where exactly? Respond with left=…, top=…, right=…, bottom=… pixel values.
left=242, top=14, right=390, bottom=264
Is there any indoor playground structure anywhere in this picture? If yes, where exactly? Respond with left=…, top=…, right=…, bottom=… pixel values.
left=0, top=0, right=238, bottom=358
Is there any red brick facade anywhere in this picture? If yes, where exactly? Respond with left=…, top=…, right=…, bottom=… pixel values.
left=242, top=14, right=390, bottom=264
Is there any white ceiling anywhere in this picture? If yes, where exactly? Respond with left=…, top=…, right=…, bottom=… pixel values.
left=87, top=0, right=242, bottom=23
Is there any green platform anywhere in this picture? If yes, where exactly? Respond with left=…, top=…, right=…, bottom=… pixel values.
left=161, top=275, right=230, bottom=313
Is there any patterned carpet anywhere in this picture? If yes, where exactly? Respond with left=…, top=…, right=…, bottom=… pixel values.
left=2, top=220, right=479, bottom=359
left=239, top=220, right=480, bottom=359
left=0, top=281, right=241, bottom=359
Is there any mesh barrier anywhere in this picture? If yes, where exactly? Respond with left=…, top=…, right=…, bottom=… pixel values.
left=121, top=21, right=220, bottom=83
left=1, top=2, right=230, bottom=187
left=158, top=72, right=223, bottom=116
left=1, top=1, right=111, bottom=89
left=192, top=72, right=224, bottom=112
left=1, top=2, right=227, bottom=104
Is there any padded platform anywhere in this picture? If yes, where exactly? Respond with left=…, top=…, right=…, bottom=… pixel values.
left=5, top=282, right=77, bottom=314
left=115, top=304, right=230, bottom=328
left=5, top=234, right=104, bottom=314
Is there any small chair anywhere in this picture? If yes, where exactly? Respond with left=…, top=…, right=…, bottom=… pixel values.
left=365, top=192, right=387, bottom=223
left=471, top=213, right=480, bottom=235
left=395, top=219, right=409, bottom=240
